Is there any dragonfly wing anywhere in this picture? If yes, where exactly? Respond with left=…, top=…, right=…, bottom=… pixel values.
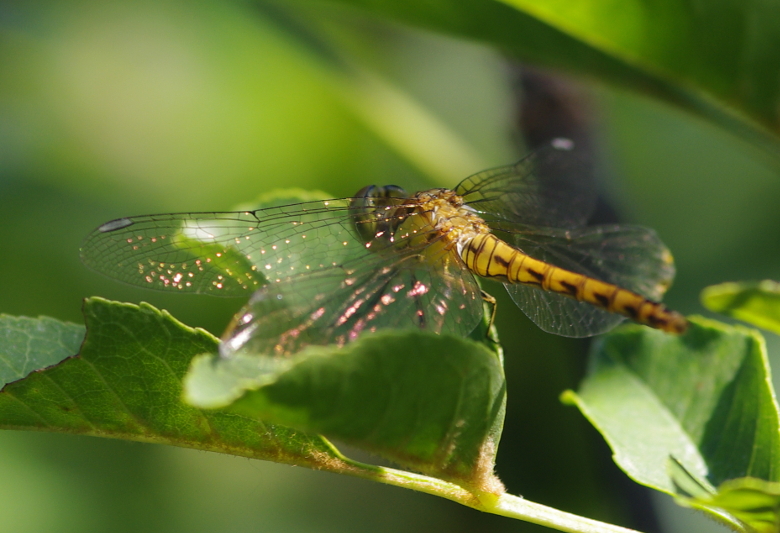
left=83, top=197, right=485, bottom=355
left=455, top=138, right=596, bottom=229
left=82, top=210, right=268, bottom=296
left=505, top=285, right=625, bottom=337
left=501, top=224, right=675, bottom=337
left=80, top=199, right=411, bottom=297
left=220, top=239, right=484, bottom=358
left=508, top=224, right=676, bottom=300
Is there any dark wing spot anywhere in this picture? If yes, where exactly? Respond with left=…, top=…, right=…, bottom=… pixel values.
left=99, top=218, right=134, bottom=232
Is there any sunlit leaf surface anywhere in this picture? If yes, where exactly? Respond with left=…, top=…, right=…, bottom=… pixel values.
left=702, top=280, right=780, bottom=335
left=0, top=297, right=505, bottom=491
left=184, top=327, right=506, bottom=490
left=321, top=0, right=780, bottom=149
left=0, top=298, right=343, bottom=470
left=0, top=315, right=84, bottom=386
left=564, top=317, right=780, bottom=498
left=670, top=469, right=780, bottom=533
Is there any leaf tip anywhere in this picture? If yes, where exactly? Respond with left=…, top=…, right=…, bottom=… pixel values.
left=558, top=389, right=579, bottom=406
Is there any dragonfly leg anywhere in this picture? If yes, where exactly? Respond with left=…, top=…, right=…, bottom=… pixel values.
left=480, top=289, right=499, bottom=344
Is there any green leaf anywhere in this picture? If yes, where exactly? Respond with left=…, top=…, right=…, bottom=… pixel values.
left=318, top=0, right=780, bottom=149
left=669, top=464, right=780, bottom=533
left=0, top=298, right=346, bottom=470
left=0, top=297, right=505, bottom=494
left=0, top=315, right=84, bottom=386
left=563, top=317, right=780, bottom=516
left=185, top=328, right=506, bottom=492
left=702, top=281, right=780, bottom=335
left=699, top=478, right=780, bottom=533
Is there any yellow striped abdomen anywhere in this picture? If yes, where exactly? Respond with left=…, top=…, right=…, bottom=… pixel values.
left=460, top=233, right=687, bottom=334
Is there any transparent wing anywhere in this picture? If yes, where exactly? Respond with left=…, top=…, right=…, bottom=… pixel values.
left=455, top=138, right=596, bottom=229
left=505, top=287, right=625, bottom=338
left=220, top=237, right=483, bottom=358
left=80, top=199, right=415, bottom=297
left=509, top=224, right=676, bottom=299
left=81, top=198, right=484, bottom=356
left=501, top=224, right=676, bottom=337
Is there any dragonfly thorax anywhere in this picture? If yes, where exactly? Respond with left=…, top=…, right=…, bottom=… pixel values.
left=412, top=188, right=491, bottom=256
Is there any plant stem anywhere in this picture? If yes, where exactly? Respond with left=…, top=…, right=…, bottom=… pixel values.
left=489, top=493, right=643, bottom=533
left=334, top=455, right=643, bottom=533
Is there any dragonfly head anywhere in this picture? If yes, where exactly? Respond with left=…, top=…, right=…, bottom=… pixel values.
left=349, top=185, right=410, bottom=246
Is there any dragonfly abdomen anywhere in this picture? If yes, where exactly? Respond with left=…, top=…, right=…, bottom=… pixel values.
left=461, top=233, right=687, bottom=334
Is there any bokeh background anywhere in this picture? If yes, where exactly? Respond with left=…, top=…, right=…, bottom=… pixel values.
left=2, top=1, right=779, bottom=532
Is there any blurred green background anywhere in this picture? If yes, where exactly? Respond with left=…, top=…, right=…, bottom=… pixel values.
left=2, top=1, right=779, bottom=532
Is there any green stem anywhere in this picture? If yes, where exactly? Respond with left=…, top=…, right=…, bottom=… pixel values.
left=332, top=454, right=643, bottom=533
left=489, top=493, right=643, bottom=533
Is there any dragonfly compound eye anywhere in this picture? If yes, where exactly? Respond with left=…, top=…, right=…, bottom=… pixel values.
left=349, top=185, right=410, bottom=246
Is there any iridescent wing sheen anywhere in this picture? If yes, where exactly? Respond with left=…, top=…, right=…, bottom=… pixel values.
left=81, top=199, right=484, bottom=356
left=500, top=224, right=676, bottom=337
left=456, top=138, right=596, bottom=229
left=81, top=199, right=403, bottom=296
left=220, top=237, right=483, bottom=358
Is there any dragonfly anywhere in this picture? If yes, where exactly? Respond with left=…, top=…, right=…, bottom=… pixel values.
left=81, top=138, right=687, bottom=359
